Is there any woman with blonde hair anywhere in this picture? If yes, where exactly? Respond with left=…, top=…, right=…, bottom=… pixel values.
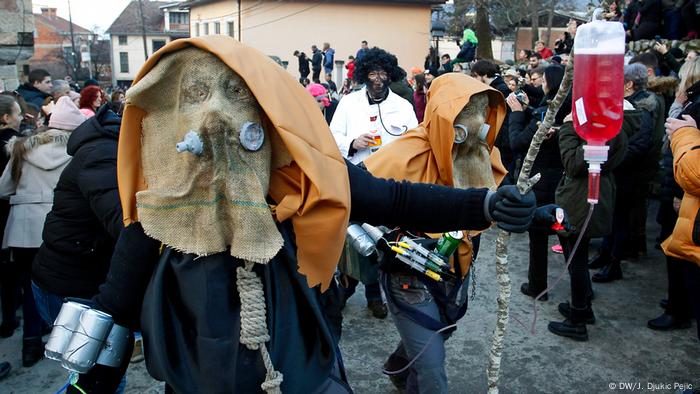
left=0, top=96, right=85, bottom=366
left=669, top=57, right=700, bottom=122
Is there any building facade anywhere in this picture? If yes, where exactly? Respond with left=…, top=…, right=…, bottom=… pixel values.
left=107, top=1, right=189, bottom=89
left=30, top=7, right=95, bottom=82
left=0, top=0, right=34, bottom=90
left=183, top=0, right=446, bottom=82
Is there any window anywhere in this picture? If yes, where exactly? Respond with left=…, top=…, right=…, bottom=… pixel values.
left=195, top=23, right=199, bottom=37
left=169, top=12, right=189, bottom=25
left=152, top=39, right=166, bottom=53
left=119, top=52, right=129, bottom=73
left=227, top=21, right=234, bottom=37
left=118, top=35, right=127, bottom=45
left=203, top=22, right=209, bottom=35
left=214, top=22, right=220, bottom=35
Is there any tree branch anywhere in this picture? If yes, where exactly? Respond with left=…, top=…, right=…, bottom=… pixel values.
left=486, top=51, right=575, bottom=394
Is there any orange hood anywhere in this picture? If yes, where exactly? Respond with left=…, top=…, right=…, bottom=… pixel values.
left=118, top=36, right=350, bottom=291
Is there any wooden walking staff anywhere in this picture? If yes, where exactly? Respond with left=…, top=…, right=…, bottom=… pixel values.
left=486, top=52, right=575, bottom=394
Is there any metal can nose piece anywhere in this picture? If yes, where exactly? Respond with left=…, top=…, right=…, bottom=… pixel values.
left=176, top=130, right=204, bottom=155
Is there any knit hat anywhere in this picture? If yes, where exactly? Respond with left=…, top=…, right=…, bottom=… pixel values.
left=306, top=83, right=330, bottom=107
left=49, top=96, right=87, bottom=130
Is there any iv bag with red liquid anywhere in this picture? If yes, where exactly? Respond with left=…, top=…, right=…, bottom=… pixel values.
left=571, top=17, right=625, bottom=203
left=572, top=21, right=626, bottom=145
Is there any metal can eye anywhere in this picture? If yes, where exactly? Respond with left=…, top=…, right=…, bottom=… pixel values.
left=453, top=124, right=468, bottom=144
left=239, top=121, right=265, bottom=151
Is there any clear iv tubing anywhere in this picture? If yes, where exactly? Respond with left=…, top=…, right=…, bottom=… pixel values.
left=383, top=204, right=596, bottom=375
left=528, top=202, right=596, bottom=334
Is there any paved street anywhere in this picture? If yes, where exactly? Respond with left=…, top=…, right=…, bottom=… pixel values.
left=1, top=201, right=698, bottom=393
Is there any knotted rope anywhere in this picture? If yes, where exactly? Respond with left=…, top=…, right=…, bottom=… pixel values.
left=236, top=261, right=284, bottom=393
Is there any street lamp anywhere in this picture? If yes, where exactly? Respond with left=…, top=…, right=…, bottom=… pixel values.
left=431, top=20, right=446, bottom=66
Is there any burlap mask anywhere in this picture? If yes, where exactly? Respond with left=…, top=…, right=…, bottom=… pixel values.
left=451, top=92, right=497, bottom=191
left=126, top=48, right=283, bottom=262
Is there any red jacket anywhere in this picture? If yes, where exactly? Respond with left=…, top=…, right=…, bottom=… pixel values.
left=538, top=47, right=554, bottom=60
left=345, top=60, right=355, bottom=80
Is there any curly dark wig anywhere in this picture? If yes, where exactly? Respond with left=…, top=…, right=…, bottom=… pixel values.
left=353, top=47, right=405, bottom=84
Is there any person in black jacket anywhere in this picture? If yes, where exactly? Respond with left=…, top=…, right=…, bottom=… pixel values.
left=311, top=45, right=323, bottom=83
left=629, top=0, right=662, bottom=41
left=471, top=60, right=515, bottom=183
left=0, top=94, right=22, bottom=339
left=506, top=64, right=570, bottom=300
left=16, top=69, right=52, bottom=111
left=293, top=50, right=310, bottom=84
left=31, top=104, right=131, bottom=393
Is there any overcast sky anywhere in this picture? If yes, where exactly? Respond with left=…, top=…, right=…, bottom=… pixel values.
left=32, top=0, right=133, bottom=34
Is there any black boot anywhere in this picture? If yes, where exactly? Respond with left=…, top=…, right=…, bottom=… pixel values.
left=588, top=252, right=611, bottom=270
left=592, top=259, right=622, bottom=283
left=558, top=302, right=596, bottom=324
left=367, top=300, right=388, bottom=319
left=647, top=313, right=692, bottom=331
left=22, top=337, right=44, bottom=367
left=548, top=306, right=589, bottom=341
left=520, top=283, right=548, bottom=301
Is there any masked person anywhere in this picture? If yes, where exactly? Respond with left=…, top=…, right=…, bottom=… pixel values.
left=363, top=73, right=511, bottom=394
left=44, top=37, right=536, bottom=394
left=330, top=47, right=418, bottom=318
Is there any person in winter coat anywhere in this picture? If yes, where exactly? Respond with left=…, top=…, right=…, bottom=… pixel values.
left=650, top=116, right=700, bottom=341
left=78, top=85, right=103, bottom=118
left=668, top=57, right=700, bottom=123
left=331, top=47, right=418, bottom=319
left=293, top=50, right=310, bottom=83
left=311, top=45, right=323, bottom=83
left=0, top=94, right=22, bottom=338
left=590, top=64, right=657, bottom=282
left=535, top=41, right=554, bottom=60
left=31, top=104, right=130, bottom=392
left=629, top=0, right=662, bottom=41
left=412, top=73, right=427, bottom=123
left=16, top=69, right=52, bottom=110
left=0, top=96, right=86, bottom=366
left=322, top=42, right=335, bottom=77
left=506, top=64, right=569, bottom=300
left=548, top=114, right=628, bottom=341
left=345, top=55, right=356, bottom=81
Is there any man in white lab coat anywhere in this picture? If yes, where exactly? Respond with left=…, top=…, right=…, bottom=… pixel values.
left=330, top=47, right=418, bottom=319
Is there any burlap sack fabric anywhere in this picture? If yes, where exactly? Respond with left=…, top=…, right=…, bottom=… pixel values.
left=126, top=48, right=284, bottom=263
left=364, top=73, right=507, bottom=277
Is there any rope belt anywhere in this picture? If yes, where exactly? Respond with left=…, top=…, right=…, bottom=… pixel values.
left=236, top=261, right=284, bottom=393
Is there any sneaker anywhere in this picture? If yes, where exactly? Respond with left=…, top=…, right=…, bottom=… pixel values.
left=551, top=244, right=563, bottom=254
left=367, top=300, right=388, bottom=319
left=130, top=338, right=145, bottom=363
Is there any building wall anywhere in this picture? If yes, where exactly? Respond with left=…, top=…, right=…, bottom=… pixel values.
left=189, top=1, right=432, bottom=81
left=515, top=27, right=568, bottom=54
left=111, top=34, right=172, bottom=85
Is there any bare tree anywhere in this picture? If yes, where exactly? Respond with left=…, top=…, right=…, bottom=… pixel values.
left=530, top=0, right=540, bottom=48
left=475, top=0, right=494, bottom=59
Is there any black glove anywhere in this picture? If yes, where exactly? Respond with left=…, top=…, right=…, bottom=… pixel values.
left=485, top=185, right=537, bottom=233
left=533, top=204, right=573, bottom=234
